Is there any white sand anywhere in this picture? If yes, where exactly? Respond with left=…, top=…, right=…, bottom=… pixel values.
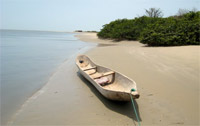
left=9, top=32, right=199, bottom=126
left=77, top=33, right=200, bottom=125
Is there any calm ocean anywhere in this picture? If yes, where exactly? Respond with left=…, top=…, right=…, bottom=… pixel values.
left=0, top=30, right=90, bottom=124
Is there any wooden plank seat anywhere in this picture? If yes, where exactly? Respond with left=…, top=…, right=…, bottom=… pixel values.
left=82, top=66, right=97, bottom=71
left=83, top=66, right=97, bottom=75
left=91, top=71, right=115, bottom=79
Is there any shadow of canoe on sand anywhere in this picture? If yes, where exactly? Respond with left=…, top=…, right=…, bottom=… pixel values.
left=77, top=72, right=142, bottom=123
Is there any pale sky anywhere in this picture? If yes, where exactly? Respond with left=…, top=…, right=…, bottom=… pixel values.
left=1, top=0, right=199, bottom=32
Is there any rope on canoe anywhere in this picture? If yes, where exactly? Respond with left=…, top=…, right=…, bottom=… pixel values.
left=130, top=88, right=141, bottom=126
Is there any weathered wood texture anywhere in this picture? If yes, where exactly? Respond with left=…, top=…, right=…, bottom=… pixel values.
left=76, top=55, right=139, bottom=101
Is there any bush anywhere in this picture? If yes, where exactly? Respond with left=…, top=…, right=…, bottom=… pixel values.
left=98, top=11, right=200, bottom=46
left=140, top=11, right=200, bottom=46
left=98, top=17, right=159, bottom=41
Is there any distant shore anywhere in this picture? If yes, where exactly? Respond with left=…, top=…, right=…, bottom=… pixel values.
left=9, top=32, right=199, bottom=125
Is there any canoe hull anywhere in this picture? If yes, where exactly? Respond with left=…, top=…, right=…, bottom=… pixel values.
left=78, top=68, right=131, bottom=101
left=76, top=55, right=139, bottom=101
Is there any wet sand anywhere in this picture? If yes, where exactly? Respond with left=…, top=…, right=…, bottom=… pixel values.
left=9, top=32, right=199, bottom=126
left=8, top=45, right=137, bottom=125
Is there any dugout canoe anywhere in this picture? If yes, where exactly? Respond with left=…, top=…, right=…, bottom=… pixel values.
left=76, top=55, right=140, bottom=101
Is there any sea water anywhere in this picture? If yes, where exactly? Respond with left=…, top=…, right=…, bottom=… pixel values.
left=0, top=30, right=90, bottom=124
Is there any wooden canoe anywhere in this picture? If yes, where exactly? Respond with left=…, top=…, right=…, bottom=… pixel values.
left=76, top=55, right=139, bottom=101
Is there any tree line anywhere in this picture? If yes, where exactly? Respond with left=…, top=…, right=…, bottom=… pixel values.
left=97, top=8, right=200, bottom=46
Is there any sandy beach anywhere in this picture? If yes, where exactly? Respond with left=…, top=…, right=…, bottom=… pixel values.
left=9, top=32, right=199, bottom=126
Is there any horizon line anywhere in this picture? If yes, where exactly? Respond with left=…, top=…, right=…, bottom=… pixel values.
left=0, top=28, right=74, bottom=33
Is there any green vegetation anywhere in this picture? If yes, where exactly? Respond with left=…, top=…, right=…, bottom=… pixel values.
left=98, top=9, right=200, bottom=46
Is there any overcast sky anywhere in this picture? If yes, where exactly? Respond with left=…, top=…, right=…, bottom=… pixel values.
left=1, top=0, right=199, bottom=32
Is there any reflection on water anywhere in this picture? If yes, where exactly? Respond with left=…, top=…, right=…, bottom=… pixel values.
left=0, top=30, right=88, bottom=124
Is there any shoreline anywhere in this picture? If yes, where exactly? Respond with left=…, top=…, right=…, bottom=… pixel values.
left=9, top=32, right=199, bottom=125
left=6, top=43, right=96, bottom=125
left=1, top=31, right=93, bottom=125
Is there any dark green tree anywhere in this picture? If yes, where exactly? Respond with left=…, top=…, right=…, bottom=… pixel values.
left=145, top=8, right=163, bottom=18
